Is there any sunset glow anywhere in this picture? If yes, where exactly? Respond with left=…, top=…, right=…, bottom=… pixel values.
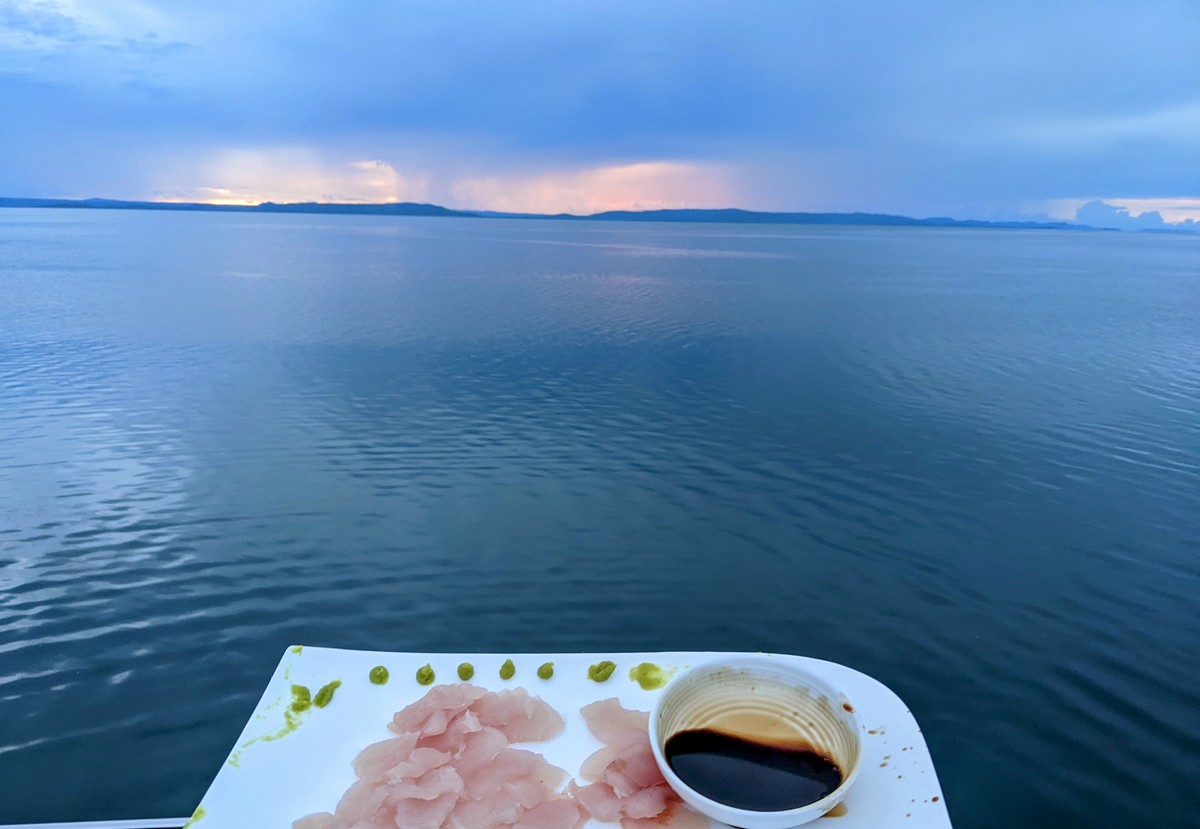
left=149, top=154, right=745, bottom=215
left=1, top=1, right=1195, bottom=225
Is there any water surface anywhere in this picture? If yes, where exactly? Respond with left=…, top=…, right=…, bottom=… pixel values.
left=1, top=210, right=1197, bottom=827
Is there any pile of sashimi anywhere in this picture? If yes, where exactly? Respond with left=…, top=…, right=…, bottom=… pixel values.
left=293, top=685, right=704, bottom=829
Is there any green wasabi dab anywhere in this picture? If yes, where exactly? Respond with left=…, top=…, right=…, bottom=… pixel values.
left=313, top=680, right=342, bottom=708
left=416, top=663, right=435, bottom=685
left=289, top=685, right=312, bottom=713
left=628, top=662, right=671, bottom=690
left=588, top=661, right=617, bottom=682
left=499, top=659, right=516, bottom=680
left=537, top=662, right=554, bottom=680
left=457, top=662, right=475, bottom=681
left=369, top=665, right=389, bottom=685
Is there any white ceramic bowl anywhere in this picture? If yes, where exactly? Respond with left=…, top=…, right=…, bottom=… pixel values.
left=649, top=656, right=864, bottom=829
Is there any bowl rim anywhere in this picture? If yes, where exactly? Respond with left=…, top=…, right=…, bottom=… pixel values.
left=648, top=654, right=865, bottom=823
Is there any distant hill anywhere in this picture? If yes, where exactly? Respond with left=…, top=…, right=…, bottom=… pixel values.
left=0, top=196, right=1107, bottom=230
left=578, top=207, right=1083, bottom=230
left=0, top=197, right=470, bottom=218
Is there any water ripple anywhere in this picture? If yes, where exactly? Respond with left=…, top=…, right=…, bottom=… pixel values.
left=0, top=214, right=1197, bottom=826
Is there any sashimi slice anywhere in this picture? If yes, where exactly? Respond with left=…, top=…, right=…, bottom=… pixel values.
left=571, top=781, right=622, bottom=823
left=418, top=709, right=485, bottom=754
left=474, top=688, right=565, bottom=742
left=446, top=788, right=522, bottom=829
left=353, top=733, right=421, bottom=783
left=504, top=777, right=556, bottom=810
left=620, top=785, right=674, bottom=820
left=387, top=766, right=465, bottom=801
left=512, top=798, right=584, bottom=829
left=580, top=699, right=649, bottom=746
left=579, top=746, right=618, bottom=782
left=463, top=748, right=543, bottom=799
left=453, top=726, right=509, bottom=777
left=576, top=699, right=706, bottom=829
left=295, top=683, right=577, bottom=829
left=388, top=684, right=488, bottom=736
left=334, top=779, right=391, bottom=826
left=390, top=789, right=460, bottom=829
left=386, top=747, right=453, bottom=782
left=602, top=749, right=664, bottom=798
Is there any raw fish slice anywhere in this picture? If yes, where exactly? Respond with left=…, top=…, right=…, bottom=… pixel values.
left=532, top=757, right=567, bottom=790
left=388, top=766, right=465, bottom=801
left=602, top=750, right=664, bottom=798
left=571, top=781, right=622, bottom=823
left=512, top=798, right=584, bottom=829
left=580, top=699, right=649, bottom=745
left=619, top=784, right=673, bottom=820
left=418, top=709, right=485, bottom=754
left=389, top=684, right=488, bottom=736
left=576, top=699, right=703, bottom=828
left=475, top=688, right=565, bottom=742
left=386, top=747, right=453, bottom=782
left=299, top=684, right=576, bottom=829
left=335, top=779, right=392, bottom=826
left=446, top=789, right=522, bottom=829
left=463, top=748, right=543, bottom=799
left=354, top=734, right=421, bottom=783
left=390, top=790, right=460, bottom=829
left=504, top=777, right=555, bottom=809
left=579, top=746, right=618, bottom=782
left=453, top=726, right=509, bottom=777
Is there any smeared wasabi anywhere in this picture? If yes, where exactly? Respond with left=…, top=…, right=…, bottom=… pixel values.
left=629, top=662, right=673, bottom=690
left=182, top=805, right=206, bottom=828
left=289, top=645, right=303, bottom=655
left=416, top=663, right=435, bottom=685
left=588, top=661, right=617, bottom=682
left=537, top=662, right=554, bottom=680
left=499, top=659, right=516, bottom=680
left=290, top=685, right=312, bottom=713
left=313, top=680, right=342, bottom=708
left=235, top=675, right=330, bottom=758
left=369, top=665, right=389, bottom=685
left=457, top=662, right=475, bottom=681
left=260, top=709, right=303, bottom=742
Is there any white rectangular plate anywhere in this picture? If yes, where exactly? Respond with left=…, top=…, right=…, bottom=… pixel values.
left=191, top=649, right=951, bottom=829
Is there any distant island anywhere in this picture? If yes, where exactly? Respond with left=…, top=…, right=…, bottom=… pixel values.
left=0, top=195, right=1145, bottom=231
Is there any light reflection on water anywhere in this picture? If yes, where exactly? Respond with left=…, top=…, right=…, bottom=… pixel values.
left=0, top=210, right=1197, bottom=827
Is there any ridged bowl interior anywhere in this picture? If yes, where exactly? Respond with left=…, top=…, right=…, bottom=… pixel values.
left=652, top=658, right=863, bottom=823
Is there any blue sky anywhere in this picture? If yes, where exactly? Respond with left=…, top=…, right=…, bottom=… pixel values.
left=1, top=1, right=1197, bottom=224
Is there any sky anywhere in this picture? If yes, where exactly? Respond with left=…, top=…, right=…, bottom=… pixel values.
left=1, top=0, right=1197, bottom=224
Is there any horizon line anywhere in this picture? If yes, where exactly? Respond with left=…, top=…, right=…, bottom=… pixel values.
left=2, top=195, right=1197, bottom=234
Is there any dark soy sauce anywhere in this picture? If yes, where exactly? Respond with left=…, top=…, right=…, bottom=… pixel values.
left=664, top=728, right=843, bottom=812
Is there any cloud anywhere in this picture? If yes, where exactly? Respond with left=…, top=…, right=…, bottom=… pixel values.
left=448, top=161, right=744, bottom=214
left=151, top=150, right=433, bottom=205
left=146, top=149, right=745, bottom=215
left=0, top=0, right=184, bottom=53
left=0, top=0, right=82, bottom=45
left=1, top=2, right=1198, bottom=217
left=1074, top=199, right=1198, bottom=230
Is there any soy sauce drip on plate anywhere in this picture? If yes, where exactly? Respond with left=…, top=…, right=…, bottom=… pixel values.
left=664, top=729, right=842, bottom=812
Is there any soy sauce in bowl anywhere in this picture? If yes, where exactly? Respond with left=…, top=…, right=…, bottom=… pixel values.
left=664, top=728, right=843, bottom=812
left=649, top=657, right=864, bottom=828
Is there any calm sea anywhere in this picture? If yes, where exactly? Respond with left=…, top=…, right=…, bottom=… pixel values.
left=1, top=210, right=1197, bottom=828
